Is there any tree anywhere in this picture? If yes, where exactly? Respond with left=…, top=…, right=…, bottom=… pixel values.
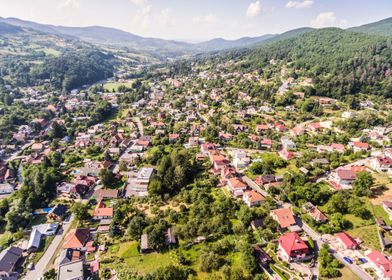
left=199, top=252, right=225, bottom=272
left=99, top=168, right=115, bottom=187
left=318, top=244, right=341, bottom=278
left=71, top=202, right=91, bottom=221
left=353, top=172, right=374, bottom=197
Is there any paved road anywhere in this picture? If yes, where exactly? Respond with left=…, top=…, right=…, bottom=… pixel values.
left=301, top=222, right=372, bottom=280
left=4, top=140, right=34, bottom=163
left=133, top=117, right=144, bottom=136
left=242, top=175, right=270, bottom=198
left=24, top=215, right=74, bottom=280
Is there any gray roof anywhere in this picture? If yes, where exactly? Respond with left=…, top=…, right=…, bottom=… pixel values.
left=57, top=260, right=84, bottom=280
left=58, top=249, right=73, bottom=266
left=0, top=246, right=23, bottom=273
left=27, top=229, right=42, bottom=250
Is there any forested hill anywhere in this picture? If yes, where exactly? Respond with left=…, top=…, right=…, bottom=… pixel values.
left=349, top=17, right=392, bottom=36
left=234, top=28, right=392, bottom=98
left=30, top=50, right=114, bottom=91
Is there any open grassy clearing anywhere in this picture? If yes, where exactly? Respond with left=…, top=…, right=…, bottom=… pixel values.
left=347, top=225, right=381, bottom=251
left=103, top=81, right=134, bottom=91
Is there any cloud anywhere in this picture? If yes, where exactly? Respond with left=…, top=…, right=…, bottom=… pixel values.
left=59, top=0, right=80, bottom=9
left=246, top=1, right=261, bottom=17
left=130, top=0, right=147, bottom=6
left=286, top=0, right=313, bottom=9
left=311, top=12, right=347, bottom=28
left=192, top=14, right=219, bottom=25
left=131, top=5, right=174, bottom=30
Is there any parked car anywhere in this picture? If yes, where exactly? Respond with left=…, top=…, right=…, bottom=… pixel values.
left=358, top=258, right=367, bottom=264
left=28, top=262, right=34, bottom=270
left=343, top=257, right=353, bottom=264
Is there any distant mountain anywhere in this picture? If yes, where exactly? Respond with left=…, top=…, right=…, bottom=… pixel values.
left=0, top=22, right=23, bottom=35
left=195, top=34, right=276, bottom=51
left=349, top=17, right=392, bottom=36
left=0, top=17, right=190, bottom=52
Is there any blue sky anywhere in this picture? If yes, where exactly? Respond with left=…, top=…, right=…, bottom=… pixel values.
left=0, top=0, right=391, bottom=41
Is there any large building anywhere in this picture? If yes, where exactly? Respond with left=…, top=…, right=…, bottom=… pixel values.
left=126, top=167, right=154, bottom=197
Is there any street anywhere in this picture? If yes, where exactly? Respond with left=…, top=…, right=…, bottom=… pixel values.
left=301, top=223, right=372, bottom=280
left=23, top=215, right=74, bottom=280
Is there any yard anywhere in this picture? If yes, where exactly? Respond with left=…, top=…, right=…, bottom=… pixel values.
left=101, top=241, right=174, bottom=275
left=347, top=225, right=381, bottom=251
left=331, top=265, right=360, bottom=280
left=370, top=173, right=392, bottom=204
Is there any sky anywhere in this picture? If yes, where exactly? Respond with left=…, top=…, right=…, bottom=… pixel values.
left=0, top=0, right=391, bottom=41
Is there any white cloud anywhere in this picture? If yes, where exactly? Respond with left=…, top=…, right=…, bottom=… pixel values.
left=192, top=14, right=219, bottom=25
left=311, top=12, right=347, bottom=28
left=246, top=1, right=261, bottom=17
left=59, top=0, right=80, bottom=9
left=130, top=0, right=147, bottom=6
left=286, top=0, right=314, bottom=9
left=131, top=5, right=174, bottom=30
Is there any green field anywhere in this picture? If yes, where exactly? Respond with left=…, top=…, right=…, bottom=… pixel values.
left=103, top=81, right=134, bottom=91
left=101, top=241, right=174, bottom=274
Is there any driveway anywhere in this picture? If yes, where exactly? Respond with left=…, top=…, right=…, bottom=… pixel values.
left=23, top=215, right=74, bottom=280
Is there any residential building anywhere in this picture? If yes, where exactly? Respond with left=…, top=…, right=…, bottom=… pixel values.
left=278, top=232, right=309, bottom=262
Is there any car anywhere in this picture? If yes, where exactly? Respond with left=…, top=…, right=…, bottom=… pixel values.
left=27, top=262, right=34, bottom=270
left=359, top=258, right=367, bottom=264
left=343, top=257, right=353, bottom=264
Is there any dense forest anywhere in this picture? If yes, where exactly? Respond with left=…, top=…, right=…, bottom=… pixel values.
left=30, top=50, right=114, bottom=90
left=230, top=28, right=392, bottom=98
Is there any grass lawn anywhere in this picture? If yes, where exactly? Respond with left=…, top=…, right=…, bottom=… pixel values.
left=102, top=241, right=174, bottom=274
left=330, top=266, right=360, bottom=280
left=104, top=82, right=134, bottom=91
left=0, top=232, right=12, bottom=248
left=347, top=225, right=381, bottom=251
left=371, top=204, right=392, bottom=226
left=32, top=236, right=55, bottom=264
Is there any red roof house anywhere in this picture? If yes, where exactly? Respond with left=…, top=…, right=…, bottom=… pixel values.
left=278, top=232, right=309, bottom=262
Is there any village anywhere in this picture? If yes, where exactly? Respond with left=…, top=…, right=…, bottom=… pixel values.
left=0, top=59, right=392, bottom=280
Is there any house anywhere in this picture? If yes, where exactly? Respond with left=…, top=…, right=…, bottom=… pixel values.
left=291, top=126, right=305, bottom=137
left=251, top=219, right=264, bottom=230
left=256, top=124, right=269, bottom=134
left=169, top=134, right=180, bottom=143
left=370, top=157, right=392, bottom=173
left=330, top=143, right=346, bottom=153
left=227, top=177, right=247, bottom=197
left=243, top=190, right=266, bottom=207
left=232, top=149, right=251, bottom=169
left=281, top=137, right=296, bottom=150
left=47, top=204, right=68, bottom=221
left=303, top=203, right=328, bottom=223
left=260, top=139, right=273, bottom=149
left=278, top=232, right=309, bottom=263
left=279, top=149, right=295, bottom=161
left=63, top=229, right=90, bottom=250
left=0, top=246, right=23, bottom=278
left=57, top=260, right=84, bottom=280
left=367, top=250, right=392, bottom=280
left=336, top=232, right=359, bottom=250
left=383, top=201, right=392, bottom=220
left=329, top=169, right=357, bottom=190
left=126, top=167, right=154, bottom=197
left=255, top=174, right=276, bottom=186
left=342, top=111, right=356, bottom=119
left=93, top=201, right=113, bottom=220
left=31, top=142, right=44, bottom=153
left=271, top=208, right=296, bottom=229
left=93, top=189, right=118, bottom=200
left=141, top=233, right=152, bottom=253
left=27, top=228, right=42, bottom=252
left=58, top=248, right=75, bottom=266
left=350, top=141, right=371, bottom=152
left=0, top=183, right=14, bottom=197
left=32, top=223, right=59, bottom=236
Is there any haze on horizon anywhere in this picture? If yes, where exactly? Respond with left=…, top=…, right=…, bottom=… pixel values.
left=0, top=0, right=392, bottom=41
